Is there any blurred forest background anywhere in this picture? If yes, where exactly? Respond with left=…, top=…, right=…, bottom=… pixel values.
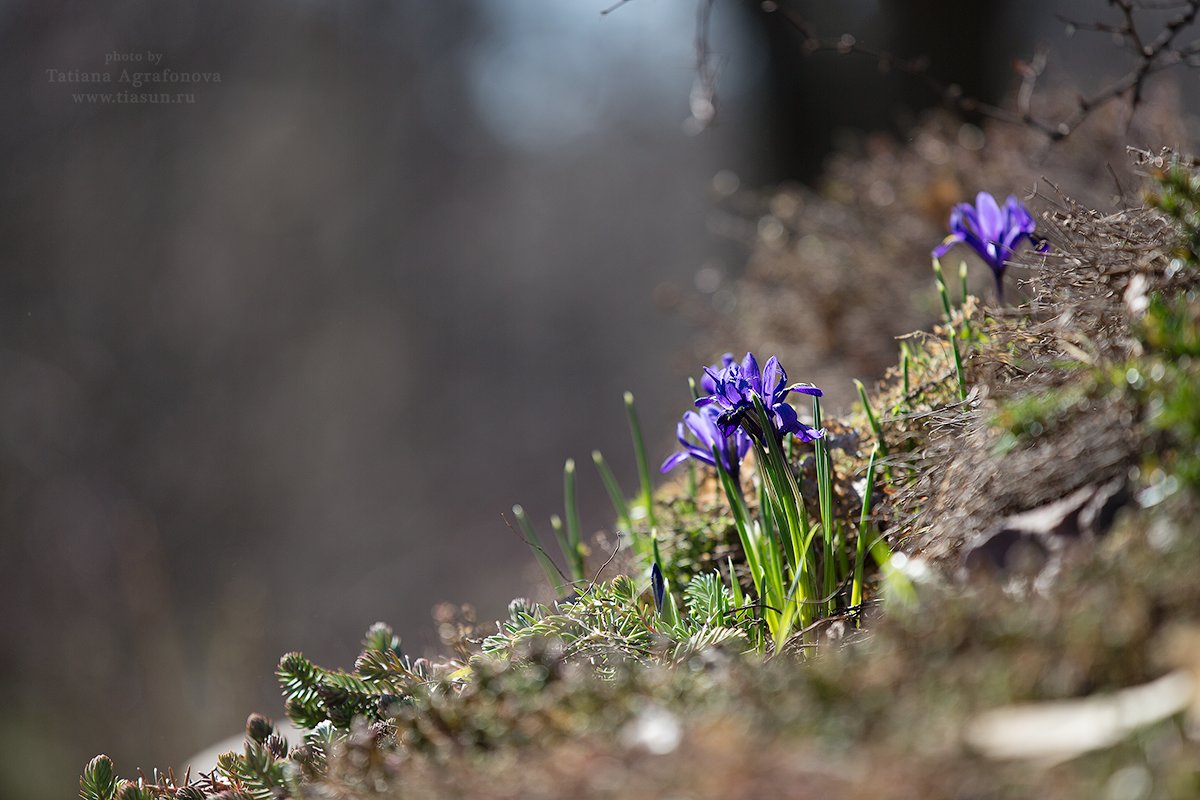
left=0, top=2, right=1194, bottom=799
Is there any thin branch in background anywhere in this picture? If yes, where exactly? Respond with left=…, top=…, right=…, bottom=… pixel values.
left=1107, top=161, right=1131, bottom=209
left=598, top=0, right=635, bottom=15
left=602, top=0, right=721, bottom=132
left=1050, top=0, right=1200, bottom=133
left=688, top=0, right=719, bottom=132
left=760, top=2, right=1045, bottom=133
left=501, top=512, right=570, bottom=585
left=600, top=0, right=1200, bottom=143
left=1015, top=47, right=1050, bottom=121
left=591, top=532, right=623, bottom=584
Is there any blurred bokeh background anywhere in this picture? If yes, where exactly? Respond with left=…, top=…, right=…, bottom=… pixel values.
left=0, top=2, right=1192, bottom=798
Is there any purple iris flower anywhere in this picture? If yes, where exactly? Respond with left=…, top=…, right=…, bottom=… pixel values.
left=700, top=353, right=736, bottom=396
left=695, top=352, right=824, bottom=444
left=660, top=404, right=751, bottom=480
left=932, top=191, right=1045, bottom=299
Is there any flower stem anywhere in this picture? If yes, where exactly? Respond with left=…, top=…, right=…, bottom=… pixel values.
left=854, top=378, right=892, bottom=485
left=851, top=446, right=879, bottom=619
left=712, top=446, right=762, bottom=600
left=853, top=379, right=889, bottom=458
left=933, top=258, right=968, bottom=401
left=959, top=260, right=973, bottom=338
left=812, top=396, right=838, bottom=614
left=748, top=395, right=816, bottom=631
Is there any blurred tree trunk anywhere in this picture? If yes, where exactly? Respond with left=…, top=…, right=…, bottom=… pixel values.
left=738, top=1, right=1013, bottom=183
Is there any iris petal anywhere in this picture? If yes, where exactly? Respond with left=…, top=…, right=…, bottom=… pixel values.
left=701, top=354, right=734, bottom=394
left=975, top=191, right=1003, bottom=242
left=741, top=353, right=762, bottom=396
left=686, top=353, right=823, bottom=452
left=1004, top=196, right=1034, bottom=231
left=785, top=382, right=823, bottom=397
left=683, top=409, right=718, bottom=444
left=660, top=450, right=691, bottom=473
left=774, top=402, right=800, bottom=436
left=684, top=443, right=716, bottom=467
left=762, top=356, right=782, bottom=399
left=794, top=424, right=825, bottom=443
left=937, top=192, right=1041, bottom=297
left=932, top=233, right=965, bottom=260
left=957, top=203, right=983, bottom=240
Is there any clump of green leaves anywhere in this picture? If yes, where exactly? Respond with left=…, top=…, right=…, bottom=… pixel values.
left=1147, top=157, right=1200, bottom=264
left=1136, top=292, right=1200, bottom=487
left=79, top=756, right=117, bottom=800
left=278, top=622, right=421, bottom=732
left=481, top=569, right=748, bottom=668
left=990, top=379, right=1098, bottom=456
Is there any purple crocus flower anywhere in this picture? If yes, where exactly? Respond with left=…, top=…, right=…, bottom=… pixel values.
left=660, top=404, right=751, bottom=480
left=932, top=191, right=1045, bottom=299
left=695, top=352, right=824, bottom=444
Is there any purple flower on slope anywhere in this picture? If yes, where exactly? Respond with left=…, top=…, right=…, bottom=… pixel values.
left=660, top=405, right=751, bottom=481
left=695, top=352, right=824, bottom=444
left=932, top=191, right=1045, bottom=299
left=700, top=353, right=736, bottom=396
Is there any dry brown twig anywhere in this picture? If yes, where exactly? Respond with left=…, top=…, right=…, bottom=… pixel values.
left=605, top=0, right=1200, bottom=141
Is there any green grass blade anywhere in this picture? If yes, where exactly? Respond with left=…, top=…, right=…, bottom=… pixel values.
left=591, top=450, right=632, bottom=531
left=563, top=458, right=582, bottom=553
left=624, top=391, right=658, bottom=529
left=512, top=504, right=565, bottom=595
left=549, top=514, right=581, bottom=581
left=851, top=446, right=878, bottom=615
left=934, top=258, right=968, bottom=400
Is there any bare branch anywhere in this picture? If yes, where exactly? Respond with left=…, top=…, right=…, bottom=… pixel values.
left=756, top=0, right=1200, bottom=142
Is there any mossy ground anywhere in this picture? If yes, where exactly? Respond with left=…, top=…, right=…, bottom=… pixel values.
left=80, top=140, right=1200, bottom=800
